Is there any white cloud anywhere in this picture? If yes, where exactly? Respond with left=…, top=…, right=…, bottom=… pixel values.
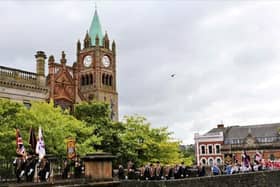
left=1, top=1, right=280, bottom=144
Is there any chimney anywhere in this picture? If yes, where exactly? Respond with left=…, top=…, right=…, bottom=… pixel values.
left=35, top=51, right=46, bottom=76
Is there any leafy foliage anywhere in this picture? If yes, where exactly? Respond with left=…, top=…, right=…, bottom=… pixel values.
left=180, top=145, right=195, bottom=166
left=0, top=99, right=194, bottom=167
left=74, top=101, right=124, bottom=155
left=119, top=116, right=183, bottom=166
left=74, top=102, right=187, bottom=166
left=0, top=99, right=26, bottom=159
left=0, top=99, right=99, bottom=159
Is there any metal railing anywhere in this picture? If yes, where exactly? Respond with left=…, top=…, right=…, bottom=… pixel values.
left=0, top=158, right=85, bottom=184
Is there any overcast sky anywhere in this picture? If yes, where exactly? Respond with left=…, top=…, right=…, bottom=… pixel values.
left=1, top=1, right=280, bottom=144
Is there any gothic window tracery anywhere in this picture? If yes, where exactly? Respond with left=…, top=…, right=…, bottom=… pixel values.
left=101, top=73, right=113, bottom=86
left=81, top=74, right=94, bottom=86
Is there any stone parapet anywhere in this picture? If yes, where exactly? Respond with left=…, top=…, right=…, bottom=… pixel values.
left=120, top=170, right=280, bottom=187
left=0, top=170, right=280, bottom=187
left=0, top=66, right=47, bottom=92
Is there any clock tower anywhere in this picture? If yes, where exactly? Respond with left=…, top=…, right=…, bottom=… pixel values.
left=75, top=9, right=118, bottom=121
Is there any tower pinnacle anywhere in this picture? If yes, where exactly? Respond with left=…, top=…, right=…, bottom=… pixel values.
left=89, top=8, right=103, bottom=46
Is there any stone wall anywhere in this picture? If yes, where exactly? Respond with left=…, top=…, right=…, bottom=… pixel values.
left=120, top=170, right=280, bottom=187
left=1, top=170, right=280, bottom=187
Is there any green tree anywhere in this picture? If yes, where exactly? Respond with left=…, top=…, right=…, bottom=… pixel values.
left=120, top=116, right=183, bottom=167
left=74, top=102, right=184, bottom=167
left=0, top=99, right=26, bottom=159
left=180, top=145, right=195, bottom=166
left=25, top=101, right=99, bottom=157
left=74, top=101, right=124, bottom=156
left=0, top=99, right=99, bottom=159
left=0, top=99, right=193, bottom=167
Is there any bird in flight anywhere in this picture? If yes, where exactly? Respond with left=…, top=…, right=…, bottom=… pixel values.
left=171, top=74, right=176, bottom=77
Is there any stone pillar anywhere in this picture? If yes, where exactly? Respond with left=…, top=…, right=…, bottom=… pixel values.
left=82, top=152, right=115, bottom=182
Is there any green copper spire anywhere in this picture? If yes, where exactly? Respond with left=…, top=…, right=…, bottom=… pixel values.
left=89, top=9, right=103, bottom=46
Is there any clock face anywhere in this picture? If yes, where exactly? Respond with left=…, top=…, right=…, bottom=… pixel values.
left=83, top=55, right=92, bottom=67
left=102, top=55, right=110, bottom=67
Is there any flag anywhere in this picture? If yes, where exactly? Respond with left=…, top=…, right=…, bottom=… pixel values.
left=67, top=138, right=76, bottom=159
left=255, top=150, right=262, bottom=163
left=16, top=128, right=25, bottom=156
left=29, top=127, right=37, bottom=153
left=36, top=126, right=46, bottom=160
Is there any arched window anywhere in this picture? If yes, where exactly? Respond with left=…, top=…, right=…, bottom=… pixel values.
left=201, top=158, right=207, bottom=165
left=109, top=75, right=112, bottom=86
left=81, top=75, right=85, bottom=85
left=89, top=74, right=93, bottom=84
left=208, top=158, right=214, bottom=166
left=105, top=74, right=109, bottom=85
left=216, top=157, right=222, bottom=165
left=102, top=74, right=105, bottom=85
left=86, top=74, right=89, bottom=85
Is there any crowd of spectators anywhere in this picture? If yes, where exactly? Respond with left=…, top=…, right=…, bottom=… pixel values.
left=219, top=151, right=280, bottom=175
left=117, top=152, right=280, bottom=181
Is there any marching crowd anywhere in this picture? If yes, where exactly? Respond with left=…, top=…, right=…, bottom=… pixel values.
left=117, top=151, right=280, bottom=180
left=13, top=154, right=83, bottom=183
left=13, top=127, right=83, bottom=183
left=12, top=127, right=280, bottom=182
left=118, top=161, right=196, bottom=180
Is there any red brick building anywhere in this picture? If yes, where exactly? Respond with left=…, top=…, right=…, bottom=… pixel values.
left=194, top=124, right=224, bottom=166
left=195, top=123, right=280, bottom=166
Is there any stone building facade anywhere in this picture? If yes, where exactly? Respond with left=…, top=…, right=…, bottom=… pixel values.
left=194, top=123, right=280, bottom=166
left=0, top=64, right=48, bottom=107
left=221, top=123, right=280, bottom=164
left=0, top=9, right=119, bottom=120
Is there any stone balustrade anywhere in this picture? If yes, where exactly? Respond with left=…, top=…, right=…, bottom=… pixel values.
left=0, top=66, right=48, bottom=92
left=0, top=66, right=38, bottom=84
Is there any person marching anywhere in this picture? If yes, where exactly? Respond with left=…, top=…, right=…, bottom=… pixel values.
left=14, top=128, right=27, bottom=183
left=74, top=155, right=82, bottom=178
left=155, top=161, right=163, bottom=180
left=241, top=150, right=251, bottom=172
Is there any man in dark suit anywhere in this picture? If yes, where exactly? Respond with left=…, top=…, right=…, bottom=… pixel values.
left=179, top=162, right=186, bottom=178
left=155, top=161, right=163, bottom=180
